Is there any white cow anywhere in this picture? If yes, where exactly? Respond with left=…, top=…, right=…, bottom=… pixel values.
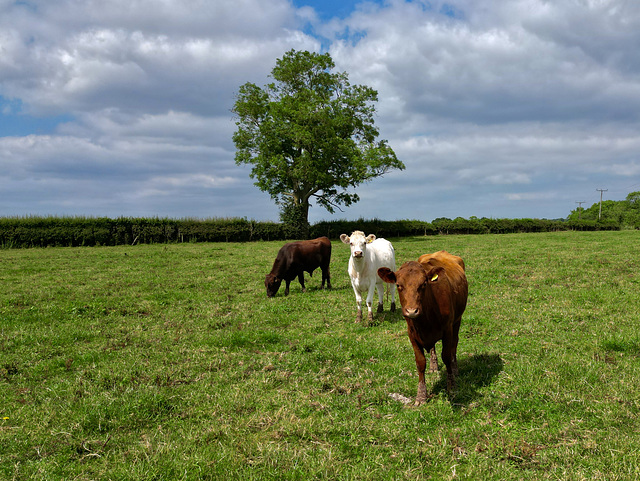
left=340, top=231, right=396, bottom=323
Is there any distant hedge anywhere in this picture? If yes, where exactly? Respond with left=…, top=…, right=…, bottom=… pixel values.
left=0, top=217, right=285, bottom=248
left=0, top=216, right=624, bottom=248
left=311, top=217, right=621, bottom=238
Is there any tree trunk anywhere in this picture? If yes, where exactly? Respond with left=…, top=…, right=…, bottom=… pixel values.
left=280, top=196, right=311, bottom=239
left=298, top=199, right=310, bottom=239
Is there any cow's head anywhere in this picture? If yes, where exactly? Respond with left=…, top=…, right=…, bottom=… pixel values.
left=265, top=273, right=282, bottom=298
left=340, top=231, right=376, bottom=260
left=378, top=261, right=449, bottom=319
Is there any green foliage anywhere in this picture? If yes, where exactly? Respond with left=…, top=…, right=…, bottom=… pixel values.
left=279, top=202, right=310, bottom=239
left=0, top=215, right=627, bottom=248
left=568, top=191, right=640, bottom=228
left=0, top=216, right=289, bottom=247
left=311, top=218, right=438, bottom=238
left=312, top=216, right=620, bottom=239
left=2, top=232, right=640, bottom=479
left=232, top=49, right=405, bottom=229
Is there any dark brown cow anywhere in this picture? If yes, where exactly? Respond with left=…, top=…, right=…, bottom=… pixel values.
left=265, top=237, right=332, bottom=298
left=378, top=250, right=468, bottom=405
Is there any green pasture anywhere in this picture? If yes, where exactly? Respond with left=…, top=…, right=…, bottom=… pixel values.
left=1, top=231, right=639, bottom=480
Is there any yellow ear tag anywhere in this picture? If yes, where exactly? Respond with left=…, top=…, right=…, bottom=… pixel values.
left=431, top=274, right=439, bottom=282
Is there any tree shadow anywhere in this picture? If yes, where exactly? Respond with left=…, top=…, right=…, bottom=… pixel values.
left=430, top=352, right=504, bottom=408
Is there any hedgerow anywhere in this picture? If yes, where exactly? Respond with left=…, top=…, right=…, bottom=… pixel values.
left=0, top=215, right=624, bottom=248
left=0, top=216, right=284, bottom=248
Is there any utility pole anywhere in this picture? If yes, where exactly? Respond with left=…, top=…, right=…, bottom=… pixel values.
left=596, top=188, right=608, bottom=220
left=575, top=201, right=585, bottom=220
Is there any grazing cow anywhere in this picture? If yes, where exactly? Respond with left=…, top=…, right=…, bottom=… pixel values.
left=378, top=251, right=468, bottom=404
left=340, top=231, right=396, bottom=323
left=265, top=237, right=332, bottom=298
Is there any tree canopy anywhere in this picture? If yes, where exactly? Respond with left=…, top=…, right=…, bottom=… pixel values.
left=232, top=49, right=405, bottom=237
left=568, top=191, right=640, bottom=227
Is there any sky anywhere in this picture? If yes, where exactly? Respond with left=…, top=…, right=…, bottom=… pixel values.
left=1, top=0, right=640, bottom=223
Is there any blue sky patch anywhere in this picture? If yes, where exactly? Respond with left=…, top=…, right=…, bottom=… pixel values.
left=0, top=97, right=73, bottom=137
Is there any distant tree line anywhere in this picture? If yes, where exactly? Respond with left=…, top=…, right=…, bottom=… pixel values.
left=0, top=217, right=285, bottom=248
left=0, top=215, right=626, bottom=248
left=568, top=191, right=640, bottom=228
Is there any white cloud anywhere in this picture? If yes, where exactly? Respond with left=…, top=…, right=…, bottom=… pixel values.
left=2, top=0, right=640, bottom=221
left=149, top=173, right=237, bottom=190
left=0, top=0, right=319, bottom=116
left=505, top=192, right=554, bottom=202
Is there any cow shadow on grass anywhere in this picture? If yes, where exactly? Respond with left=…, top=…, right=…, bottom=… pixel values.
left=324, top=285, right=353, bottom=293
left=366, top=310, right=403, bottom=326
left=430, top=352, right=504, bottom=408
left=272, top=284, right=351, bottom=297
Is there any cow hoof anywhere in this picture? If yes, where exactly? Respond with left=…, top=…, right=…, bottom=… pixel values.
left=377, top=303, right=383, bottom=313
left=356, top=310, right=363, bottom=323
left=368, top=311, right=374, bottom=322
left=413, top=391, right=434, bottom=406
left=416, top=382, right=428, bottom=404
left=447, top=379, right=457, bottom=393
left=390, top=302, right=396, bottom=312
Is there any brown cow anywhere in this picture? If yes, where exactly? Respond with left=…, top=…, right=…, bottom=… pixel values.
left=265, top=237, right=332, bottom=298
left=417, top=251, right=465, bottom=373
left=378, top=251, right=468, bottom=405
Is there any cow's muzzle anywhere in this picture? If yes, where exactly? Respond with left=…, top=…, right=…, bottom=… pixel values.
left=403, top=307, right=420, bottom=319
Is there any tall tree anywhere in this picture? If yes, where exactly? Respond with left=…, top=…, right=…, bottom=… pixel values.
left=627, top=190, right=640, bottom=208
left=567, top=191, right=640, bottom=227
left=232, top=49, right=405, bottom=237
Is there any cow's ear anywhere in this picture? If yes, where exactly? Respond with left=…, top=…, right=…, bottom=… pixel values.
left=427, top=267, right=450, bottom=317
left=377, top=267, right=397, bottom=284
left=427, top=266, right=444, bottom=283
left=366, top=234, right=376, bottom=243
left=340, top=234, right=350, bottom=244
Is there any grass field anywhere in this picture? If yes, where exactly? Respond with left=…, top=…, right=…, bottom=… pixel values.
left=1, top=231, right=639, bottom=480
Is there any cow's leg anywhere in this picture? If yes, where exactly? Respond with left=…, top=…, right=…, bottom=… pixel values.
left=321, top=266, right=331, bottom=290
left=451, top=318, right=462, bottom=377
left=298, top=273, right=306, bottom=293
left=441, top=328, right=457, bottom=393
left=407, top=327, right=429, bottom=405
left=366, top=284, right=376, bottom=322
left=376, top=281, right=384, bottom=313
left=354, top=288, right=363, bottom=323
left=389, top=282, right=396, bottom=312
left=429, top=347, right=438, bottom=373
left=284, top=280, right=291, bottom=296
